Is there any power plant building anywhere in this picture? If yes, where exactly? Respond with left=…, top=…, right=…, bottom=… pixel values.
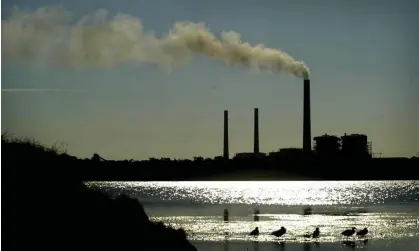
left=313, top=134, right=341, bottom=157
left=234, top=152, right=266, bottom=159
left=269, top=148, right=303, bottom=159
left=341, top=133, right=372, bottom=159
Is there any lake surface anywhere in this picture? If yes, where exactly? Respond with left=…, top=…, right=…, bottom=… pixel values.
left=85, top=181, right=419, bottom=250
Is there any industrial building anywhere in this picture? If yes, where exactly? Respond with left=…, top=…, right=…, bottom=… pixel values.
left=269, top=148, right=303, bottom=159
left=312, top=133, right=372, bottom=159
left=313, top=134, right=341, bottom=157
left=341, top=133, right=372, bottom=158
left=234, top=152, right=267, bottom=159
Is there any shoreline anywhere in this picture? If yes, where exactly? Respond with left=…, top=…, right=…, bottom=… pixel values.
left=3, top=135, right=419, bottom=181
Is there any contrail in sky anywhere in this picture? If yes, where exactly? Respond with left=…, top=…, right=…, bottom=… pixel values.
left=1, top=88, right=87, bottom=93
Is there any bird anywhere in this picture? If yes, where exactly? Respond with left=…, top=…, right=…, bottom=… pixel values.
left=271, top=227, right=287, bottom=237
left=341, top=227, right=356, bottom=238
left=312, top=227, right=320, bottom=238
left=249, top=227, right=259, bottom=236
left=356, top=227, right=368, bottom=237
left=304, top=227, right=320, bottom=238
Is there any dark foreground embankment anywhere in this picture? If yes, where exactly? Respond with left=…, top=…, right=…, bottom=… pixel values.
left=3, top=139, right=197, bottom=251
left=5, top=180, right=197, bottom=251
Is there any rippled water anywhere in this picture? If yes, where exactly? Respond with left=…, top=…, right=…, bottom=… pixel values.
left=85, top=181, right=419, bottom=243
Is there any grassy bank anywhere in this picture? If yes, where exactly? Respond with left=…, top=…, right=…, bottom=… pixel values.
left=2, top=134, right=197, bottom=251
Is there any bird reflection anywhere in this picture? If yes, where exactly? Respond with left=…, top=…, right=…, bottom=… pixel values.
left=340, top=237, right=369, bottom=249
left=223, top=240, right=229, bottom=251
left=362, top=239, right=369, bottom=246
left=303, top=242, right=311, bottom=251
left=273, top=241, right=285, bottom=251
left=223, top=232, right=229, bottom=251
left=341, top=240, right=356, bottom=249
left=252, top=240, right=259, bottom=251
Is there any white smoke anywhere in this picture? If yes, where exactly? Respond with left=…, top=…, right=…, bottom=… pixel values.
left=2, top=5, right=310, bottom=79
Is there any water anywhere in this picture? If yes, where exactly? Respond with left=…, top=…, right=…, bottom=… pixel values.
left=85, top=181, right=419, bottom=250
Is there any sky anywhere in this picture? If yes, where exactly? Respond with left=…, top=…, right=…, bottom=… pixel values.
left=2, top=0, right=418, bottom=160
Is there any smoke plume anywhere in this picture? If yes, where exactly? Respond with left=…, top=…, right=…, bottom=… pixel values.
left=2, top=5, right=310, bottom=79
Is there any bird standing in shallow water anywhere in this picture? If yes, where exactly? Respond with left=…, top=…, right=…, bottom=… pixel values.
left=341, top=227, right=356, bottom=239
left=249, top=227, right=259, bottom=236
left=271, top=227, right=287, bottom=238
left=312, top=227, right=320, bottom=238
left=356, top=227, right=368, bottom=237
left=304, top=227, right=320, bottom=238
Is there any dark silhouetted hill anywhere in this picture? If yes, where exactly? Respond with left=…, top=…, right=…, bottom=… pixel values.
left=3, top=135, right=197, bottom=251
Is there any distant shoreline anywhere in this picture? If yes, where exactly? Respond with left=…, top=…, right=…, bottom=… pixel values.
left=3, top=135, right=419, bottom=181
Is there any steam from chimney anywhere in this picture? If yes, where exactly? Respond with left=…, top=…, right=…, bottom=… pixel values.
left=2, top=6, right=310, bottom=79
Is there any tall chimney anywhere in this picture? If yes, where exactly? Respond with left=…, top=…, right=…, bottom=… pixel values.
left=254, top=108, right=259, bottom=154
left=303, top=79, right=312, bottom=155
left=223, top=110, right=229, bottom=159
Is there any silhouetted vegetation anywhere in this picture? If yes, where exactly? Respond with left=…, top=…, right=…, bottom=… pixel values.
left=4, top=133, right=197, bottom=251
left=2, top=134, right=419, bottom=181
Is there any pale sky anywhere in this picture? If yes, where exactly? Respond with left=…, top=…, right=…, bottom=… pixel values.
left=2, top=0, right=418, bottom=160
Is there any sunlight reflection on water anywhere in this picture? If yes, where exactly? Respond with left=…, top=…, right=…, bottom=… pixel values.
left=87, top=181, right=419, bottom=205
left=86, top=181, right=419, bottom=243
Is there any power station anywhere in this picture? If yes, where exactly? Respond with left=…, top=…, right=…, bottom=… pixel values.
left=222, top=79, right=371, bottom=160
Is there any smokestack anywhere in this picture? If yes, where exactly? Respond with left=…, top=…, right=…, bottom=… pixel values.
left=223, top=110, right=229, bottom=160
left=303, top=79, right=311, bottom=155
left=254, top=108, right=259, bottom=154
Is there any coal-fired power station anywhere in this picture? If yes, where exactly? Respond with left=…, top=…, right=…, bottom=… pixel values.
left=219, top=79, right=375, bottom=161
